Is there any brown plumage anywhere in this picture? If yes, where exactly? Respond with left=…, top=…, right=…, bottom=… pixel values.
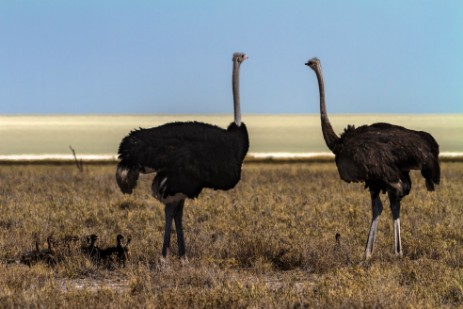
left=305, top=57, right=440, bottom=259
left=18, top=240, right=42, bottom=266
left=118, top=235, right=131, bottom=267
left=18, top=235, right=57, bottom=266
left=81, top=234, right=100, bottom=262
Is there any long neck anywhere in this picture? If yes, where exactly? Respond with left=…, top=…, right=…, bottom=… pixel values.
left=232, top=61, right=241, bottom=126
left=314, top=64, right=339, bottom=151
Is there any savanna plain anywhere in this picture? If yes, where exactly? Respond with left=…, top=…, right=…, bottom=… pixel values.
left=0, top=161, right=463, bottom=308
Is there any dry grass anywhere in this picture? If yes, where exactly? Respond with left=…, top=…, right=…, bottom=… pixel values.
left=0, top=162, right=462, bottom=308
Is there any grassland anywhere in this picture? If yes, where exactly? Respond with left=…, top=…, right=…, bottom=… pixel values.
left=0, top=162, right=462, bottom=308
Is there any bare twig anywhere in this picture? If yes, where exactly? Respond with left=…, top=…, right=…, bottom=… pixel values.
left=69, top=145, right=84, bottom=172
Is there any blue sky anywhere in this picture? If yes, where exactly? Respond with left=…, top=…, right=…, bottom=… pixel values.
left=1, top=0, right=462, bottom=115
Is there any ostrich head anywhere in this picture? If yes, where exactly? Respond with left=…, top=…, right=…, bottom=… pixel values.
left=233, top=52, right=248, bottom=64
left=89, top=234, right=98, bottom=244
left=305, top=57, right=321, bottom=71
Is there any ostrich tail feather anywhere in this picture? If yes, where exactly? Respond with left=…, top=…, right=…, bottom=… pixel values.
left=116, top=161, right=139, bottom=194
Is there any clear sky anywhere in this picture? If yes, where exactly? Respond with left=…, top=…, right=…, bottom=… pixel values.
left=1, top=0, right=462, bottom=115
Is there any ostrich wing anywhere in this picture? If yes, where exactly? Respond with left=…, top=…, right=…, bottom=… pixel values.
left=118, top=121, right=246, bottom=197
left=335, top=123, right=439, bottom=187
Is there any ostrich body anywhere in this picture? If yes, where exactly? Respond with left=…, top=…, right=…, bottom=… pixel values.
left=19, top=235, right=57, bottom=266
left=99, top=234, right=123, bottom=259
left=305, top=57, right=440, bottom=259
left=82, top=234, right=100, bottom=262
left=118, top=235, right=131, bottom=267
left=116, top=53, right=249, bottom=257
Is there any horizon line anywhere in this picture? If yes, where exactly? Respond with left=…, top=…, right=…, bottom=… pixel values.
left=0, top=152, right=462, bottom=163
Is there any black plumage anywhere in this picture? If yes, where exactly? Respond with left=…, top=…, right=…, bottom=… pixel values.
left=306, top=57, right=440, bottom=259
left=116, top=52, right=249, bottom=257
left=334, top=122, right=440, bottom=195
left=117, top=121, right=248, bottom=198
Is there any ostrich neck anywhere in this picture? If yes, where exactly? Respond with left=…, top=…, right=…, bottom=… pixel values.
left=314, top=65, right=339, bottom=152
left=233, top=61, right=241, bottom=126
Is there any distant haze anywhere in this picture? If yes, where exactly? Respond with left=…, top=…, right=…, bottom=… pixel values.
left=0, top=115, right=461, bottom=157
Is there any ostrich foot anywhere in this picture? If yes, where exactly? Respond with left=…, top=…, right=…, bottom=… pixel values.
left=180, top=256, right=190, bottom=265
left=365, top=250, right=373, bottom=260
left=158, top=255, right=172, bottom=272
left=164, top=247, right=171, bottom=257
left=365, top=190, right=383, bottom=260
left=365, top=218, right=379, bottom=260
left=393, top=216, right=402, bottom=258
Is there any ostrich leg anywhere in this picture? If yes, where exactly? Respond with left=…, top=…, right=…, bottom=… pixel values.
left=388, top=191, right=403, bottom=257
left=162, top=203, right=175, bottom=257
left=173, top=199, right=186, bottom=257
left=365, top=190, right=383, bottom=259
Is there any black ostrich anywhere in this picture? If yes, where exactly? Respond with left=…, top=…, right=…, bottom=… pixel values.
left=116, top=52, right=249, bottom=257
left=305, top=57, right=440, bottom=259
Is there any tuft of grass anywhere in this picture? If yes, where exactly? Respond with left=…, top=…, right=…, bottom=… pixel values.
left=0, top=162, right=462, bottom=307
